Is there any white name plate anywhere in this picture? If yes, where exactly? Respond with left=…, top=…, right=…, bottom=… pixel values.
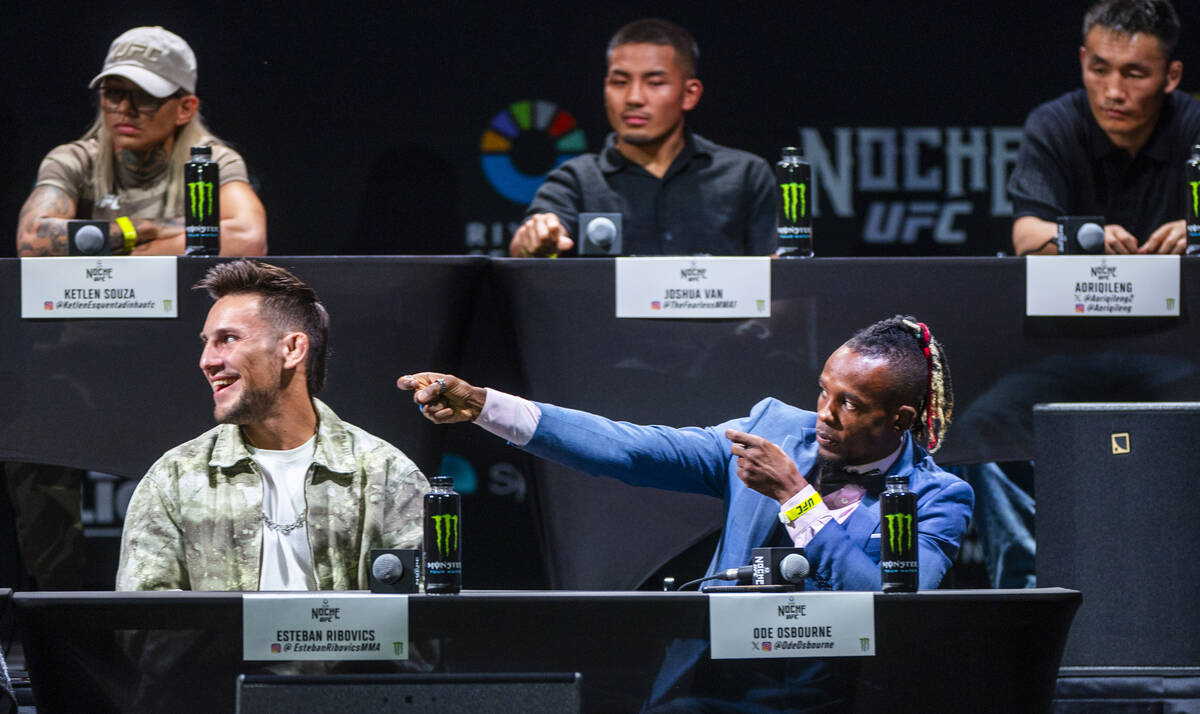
left=1025, top=255, right=1180, bottom=317
left=20, top=256, right=178, bottom=319
left=709, top=591, right=875, bottom=660
left=243, top=593, right=409, bottom=661
left=616, top=257, right=771, bottom=319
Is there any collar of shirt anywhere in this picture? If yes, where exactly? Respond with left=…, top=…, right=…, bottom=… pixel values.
left=208, top=398, right=359, bottom=479
left=819, top=435, right=906, bottom=510
left=597, top=129, right=711, bottom=179
left=844, top=435, right=906, bottom=476
left=1087, top=92, right=1177, bottom=165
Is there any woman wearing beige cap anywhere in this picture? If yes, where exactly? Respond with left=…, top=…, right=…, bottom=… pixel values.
left=15, top=25, right=267, bottom=257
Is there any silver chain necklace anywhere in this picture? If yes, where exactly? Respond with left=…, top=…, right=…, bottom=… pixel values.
left=262, top=508, right=307, bottom=535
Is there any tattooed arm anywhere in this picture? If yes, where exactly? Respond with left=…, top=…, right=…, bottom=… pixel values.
left=18, top=182, right=266, bottom=257
left=16, top=185, right=80, bottom=256
left=15, top=185, right=183, bottom=256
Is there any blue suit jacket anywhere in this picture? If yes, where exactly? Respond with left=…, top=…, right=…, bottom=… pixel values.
left=523, top=396, right=974, bottom=706
left=524, top=396, right=974, bottom=591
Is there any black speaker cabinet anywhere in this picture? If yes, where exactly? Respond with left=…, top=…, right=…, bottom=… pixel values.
left=1034, top=402, right=1200, bottom=668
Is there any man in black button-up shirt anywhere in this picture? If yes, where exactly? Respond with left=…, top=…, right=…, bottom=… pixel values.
left=509, top=19, right=775, bottom=258
left=1008, top=0, right=1200, bottom=255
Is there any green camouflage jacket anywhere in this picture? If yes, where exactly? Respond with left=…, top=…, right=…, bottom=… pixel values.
left=116, top=399, right=428, bottom=591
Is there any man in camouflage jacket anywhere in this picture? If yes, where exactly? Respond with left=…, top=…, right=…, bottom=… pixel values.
left=117, top=261, right=426, bottom=590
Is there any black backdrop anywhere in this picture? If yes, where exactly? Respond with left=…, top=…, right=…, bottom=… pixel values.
left=4, top=2, right=1200, bottom=258
left=5, top=3, right=1200, bottom=593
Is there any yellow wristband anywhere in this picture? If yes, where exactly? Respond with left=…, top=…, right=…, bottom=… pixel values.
left=779, top=491, right=823, bottom=524
left=115, top=216, right=136, bottom=254
left=518, top=249, right=558, bottom=259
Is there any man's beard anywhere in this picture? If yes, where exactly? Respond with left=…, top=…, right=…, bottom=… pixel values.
left=216, top=382, right=280, bottom=426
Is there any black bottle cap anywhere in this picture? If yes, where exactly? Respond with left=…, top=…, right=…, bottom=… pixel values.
left=781, top=146, right=802, bottom=159
left=190, top=145, right=213, bottom=158
left=430, top=475, right=454, bottom=488
left=885, top=474, right=909, bottom=486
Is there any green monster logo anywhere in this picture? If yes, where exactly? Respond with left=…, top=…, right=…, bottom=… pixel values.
left=1190, top=180, right=1200, bottom=218
left=187, top=181, right=215, bottom=221
left=885, top=513, right=914, bottom=552
left=780, top=182, right=807, bottom=223
left=431, top=513, right=459, bottom=557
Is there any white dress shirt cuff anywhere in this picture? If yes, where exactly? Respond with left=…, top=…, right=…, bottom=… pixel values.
left=474, top=387, right=542, bottom=446
left=779, top=485, right=835, bottom=548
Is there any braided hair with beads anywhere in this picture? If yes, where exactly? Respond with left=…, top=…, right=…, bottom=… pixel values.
left=843, top=315, right=953, bottom=453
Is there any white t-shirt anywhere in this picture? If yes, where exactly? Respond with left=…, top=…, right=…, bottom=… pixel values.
left=248, top=436, right=317, bottom=591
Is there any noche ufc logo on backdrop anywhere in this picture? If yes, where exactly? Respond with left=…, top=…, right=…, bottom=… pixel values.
left=797, top=125, right=1022, bottom=247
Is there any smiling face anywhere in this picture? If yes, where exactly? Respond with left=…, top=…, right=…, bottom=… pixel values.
left=604, top=42, right=701, bottom=151
left=814, top=346, right=912, bottom=466
left=199, top=293, right=286, bottom=426
left=1080, top=25, right=1181, bottom=153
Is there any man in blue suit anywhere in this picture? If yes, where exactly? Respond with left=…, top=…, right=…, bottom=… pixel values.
left=399, top=315, right=973, bottom=706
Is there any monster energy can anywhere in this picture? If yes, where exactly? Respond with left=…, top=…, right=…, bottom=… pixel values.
left=423, top=475, right=462, bottom=594
left=1186, top=144, right=1200, bottom=255
left=776, top=146, right=813, bottom=257
left=880, top=474, right=918, bottom=593
left=184, top=145, right=220, bottom=255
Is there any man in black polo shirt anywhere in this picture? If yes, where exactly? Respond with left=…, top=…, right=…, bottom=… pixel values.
left=508, top=18, right=775, bottom=257
left=1009, top=0, right=1200, bottom=255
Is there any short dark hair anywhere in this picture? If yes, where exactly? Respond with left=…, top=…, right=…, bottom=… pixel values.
left=607, top=18, right=699, bottom=78
left=844, top=315, right=954, bottom=453
left=194, top=260, right=330, bottom=396
left=1083, top=0, right=1181, bottom=59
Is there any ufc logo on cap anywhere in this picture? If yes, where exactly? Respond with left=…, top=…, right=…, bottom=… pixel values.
left=111, top=42, right=163, bottom=61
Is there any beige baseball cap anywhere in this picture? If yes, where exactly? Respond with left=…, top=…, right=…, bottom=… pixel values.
left=89, top=26, right=197, bottom=98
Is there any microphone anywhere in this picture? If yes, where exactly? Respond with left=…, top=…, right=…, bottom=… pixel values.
left=778, top=553, right=810, bottom=583
left=68, top=219, right=112, bottom=256
left=587, top=217, right=617, bottom=249
left=681, top=548, right=809, bottom=590
left=713, top=554, right=809, bottom=584
left=368, top=548, right=420, bottom=593
left=371, top=553, right=405, bottom=584
left=578, top=212, right=623, bottom=255
left=714, top=564, right=757, bottom=582
left=1077, top=222, right=1105, bottom=253
left=1055, top=216, right=1105, bottom=254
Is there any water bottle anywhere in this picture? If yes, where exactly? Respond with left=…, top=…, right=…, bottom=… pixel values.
left=880, top=474, right=918, bottom=592
left=184, top=145, right=220, bottom=255
left=776, top=146, right=813, bottom=257
left=422, top=475, right=462, bottom=594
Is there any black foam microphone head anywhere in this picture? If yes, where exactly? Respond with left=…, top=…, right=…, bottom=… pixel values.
left=779, top=553, right=810, bottom=583
left=370, top=553, right=404, bottom=584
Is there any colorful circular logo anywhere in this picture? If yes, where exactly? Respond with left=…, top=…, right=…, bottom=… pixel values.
left=480, top=99, right=587, bottom=205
